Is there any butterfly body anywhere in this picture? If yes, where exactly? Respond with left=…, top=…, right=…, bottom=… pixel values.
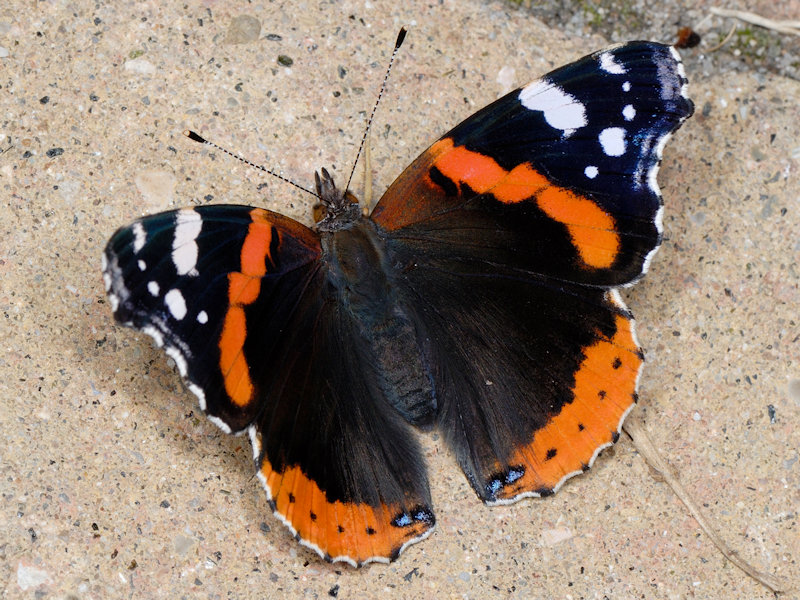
left=323, top=216, right=438, bottom=427
left=103, top=41, right=693, bottom=565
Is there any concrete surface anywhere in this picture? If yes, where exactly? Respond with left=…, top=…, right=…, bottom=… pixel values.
left=1, top=1, right=797, bottom=598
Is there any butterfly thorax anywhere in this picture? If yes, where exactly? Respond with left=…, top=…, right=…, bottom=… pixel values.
left=321, top=215, right=389, bottom=320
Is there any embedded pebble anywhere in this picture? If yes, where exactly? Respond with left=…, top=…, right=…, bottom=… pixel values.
left=225, top=15, right=261, bottom=44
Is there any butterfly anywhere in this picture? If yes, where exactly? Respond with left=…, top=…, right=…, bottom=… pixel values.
left=102, top=38, right=693, bottom=566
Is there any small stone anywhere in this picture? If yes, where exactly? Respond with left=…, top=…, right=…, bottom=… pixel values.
left=174, top=534, right=194, bottom=555
left=134, top=170, right=177, bottom=209
left=16, top=561, right=51, bottom=591
left=541, top=526, right=573, bottom=546
left=224, top=15, right=261, bottom=45
left=788, top=379, right=800, bottom=403
left=496, top=65, right=515, bottom=95
left=124, top=57, right=156, bottom=75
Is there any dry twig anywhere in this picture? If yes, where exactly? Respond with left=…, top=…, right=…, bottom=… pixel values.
left=711, top=7, right=800, bottom=36
left=623, top=417, right=791, bottom=595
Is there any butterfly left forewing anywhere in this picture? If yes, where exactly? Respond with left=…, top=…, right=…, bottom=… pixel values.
left=103, top=205, right=322, bottom=432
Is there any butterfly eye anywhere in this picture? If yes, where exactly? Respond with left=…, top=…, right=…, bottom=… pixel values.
left=313, top=202, right=327, bottom=223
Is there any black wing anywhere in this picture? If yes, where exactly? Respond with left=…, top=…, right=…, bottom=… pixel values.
left=103, top=205, right=434, bottom=564
left=371, top=42, right=692, bottom=501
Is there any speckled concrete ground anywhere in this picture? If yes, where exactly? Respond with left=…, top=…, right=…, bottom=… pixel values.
left=1, top=1, right=798, bottom=598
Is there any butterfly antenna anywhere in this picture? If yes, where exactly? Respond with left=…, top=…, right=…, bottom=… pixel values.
left=343, top=27, right=407, bottom=195
left=183, top=130, right=319, bottom=199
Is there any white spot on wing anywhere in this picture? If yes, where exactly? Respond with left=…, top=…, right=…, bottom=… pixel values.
left=584, top=165, right=599, bottom=179
left=622, top=81, right=631, bottom=92
left=165, top=345, right=188, bottom=377
left=138, top=259, right=146, bottom=271
left=196, top=310, right=208, bottom=324
left=164, top=288, right=187, bottom=320
left=670, top=46, right=690, bottom=100
left=207, top=415, right=232, bottom=434
left=147, top=281, right=160, bottom=296
left=188, top=383, right=207, bottom=411
left=599, top=127, right=627, bottom=157
left=519, top=79, right=587, bottom=136
left=248, top=425, right=261, bottom=461
left=103, top=253, right=129, bottom=312
left=599, top=52, right=626, bottom=74
left=172, top=209, right=202, bottom=276
left=141, top=325, right=164, bottom=347
left=622, top=104, right=636, bottom=121
left=132, top=222, right=146, bottom=253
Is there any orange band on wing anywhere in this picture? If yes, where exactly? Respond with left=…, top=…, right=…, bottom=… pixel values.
left=429, top=138, right=620, bottom=269
left=495, top=311, right=640, bottom=500
left=536, top=187, right=619, bottom=269
left=218, top=209, right=274, bottom=407
left=260, top=459, right=434, bottom=565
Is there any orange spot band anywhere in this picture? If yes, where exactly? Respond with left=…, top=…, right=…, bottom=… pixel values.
left=496, top=310, right=640, bottom=500
left=218, top=209, right=274, bottom=407
left=429, top=138, right=620, bottom=269
left=260, top=459, right=433, bottom=564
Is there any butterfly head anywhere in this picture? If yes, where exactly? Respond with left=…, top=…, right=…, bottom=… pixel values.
left=314, top=167, right=361, bottom=231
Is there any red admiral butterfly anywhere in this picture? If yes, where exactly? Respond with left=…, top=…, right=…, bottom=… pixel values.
left=102, top=35, right=693, bottom=566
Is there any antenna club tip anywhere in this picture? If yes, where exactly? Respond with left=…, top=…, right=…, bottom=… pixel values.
left=184, top=130, right=207, bottom=144
left=395, top=27, right=407, bottom=48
